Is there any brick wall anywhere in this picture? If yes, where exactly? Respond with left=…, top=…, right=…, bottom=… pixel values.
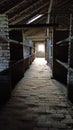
left=0, top=15, right=10, bottom=71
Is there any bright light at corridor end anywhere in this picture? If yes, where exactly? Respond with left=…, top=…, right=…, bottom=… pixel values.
left=27, top=14, right=43, bottom=24
left=38, top=44, right=45, bottom=52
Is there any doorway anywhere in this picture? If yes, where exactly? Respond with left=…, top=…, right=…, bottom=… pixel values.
left=35, top=43, right=45, bottom=58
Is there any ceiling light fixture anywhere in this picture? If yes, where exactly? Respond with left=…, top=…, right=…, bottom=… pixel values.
left=27, top=14, right=43, bottom=24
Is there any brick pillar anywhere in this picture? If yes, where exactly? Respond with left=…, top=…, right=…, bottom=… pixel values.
left=0, top=14, right=10, bottom=71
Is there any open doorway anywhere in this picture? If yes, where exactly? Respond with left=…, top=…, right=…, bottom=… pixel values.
left=35, top=43, right=45, bottom=58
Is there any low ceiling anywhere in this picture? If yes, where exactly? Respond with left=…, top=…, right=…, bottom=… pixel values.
left=0, top=0, right=73, bottom=40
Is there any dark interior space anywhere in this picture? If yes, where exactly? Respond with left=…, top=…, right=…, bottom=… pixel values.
left=0, top=0, right=73, bottom=129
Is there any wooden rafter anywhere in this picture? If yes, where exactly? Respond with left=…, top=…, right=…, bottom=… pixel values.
left=0, top=0, right=25, bottom=13
left=5, top=0, right=27, bottom=14
left=9, top=1, right=49, bottom=24
left=18, top=7, right=49, bottom=24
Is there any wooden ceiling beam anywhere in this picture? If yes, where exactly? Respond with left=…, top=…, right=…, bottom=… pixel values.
left=18, top=7, right=48, bottom=24
left=24, top=28, right=45, bottom=36
left=9, top=1, right=49, bottom=24
left=9, top=0, right=44, bottom=21
left=55, top=0, right=71, bottom=8
left=0, top=0, right=25, bottom=13
left=5, top=0, right=26, bottom=14
left=9, top=23, right=58, bottom=29
left=25, top=35, right=49, bottom=39
left=0, top=0, right=8, bottom=5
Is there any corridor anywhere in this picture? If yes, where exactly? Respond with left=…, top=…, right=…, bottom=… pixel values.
left=0, top=58, right=73, bottom=130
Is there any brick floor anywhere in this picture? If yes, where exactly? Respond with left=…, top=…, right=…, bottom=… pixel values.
left=0, top=58, right=73, bottom=130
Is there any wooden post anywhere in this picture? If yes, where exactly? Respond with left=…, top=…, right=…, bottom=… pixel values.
left=67, top=14, right=73, bottom=103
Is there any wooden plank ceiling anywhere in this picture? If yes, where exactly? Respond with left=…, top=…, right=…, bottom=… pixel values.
left=0, top=0, right=73, bottom=35
left=0, top=0, right=50, bottom=37
left=0, top=0, right=50, bottom=25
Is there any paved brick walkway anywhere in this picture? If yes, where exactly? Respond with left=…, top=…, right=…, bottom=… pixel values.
left=0, top=58, right=73, bottom=130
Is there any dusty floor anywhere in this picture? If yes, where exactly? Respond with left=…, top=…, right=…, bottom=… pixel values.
left=0, top=58, right=73, bottom=130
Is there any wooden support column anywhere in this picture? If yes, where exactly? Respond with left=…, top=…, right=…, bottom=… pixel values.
left=67, top=14, right=73, bottom=103
left=68, top=41, right=73, bottom=103
left=45, top=0, right=53, bottom=63
left=52, top=24, right=56, bottom=77
left=45, top=39, right=48, bottom=61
